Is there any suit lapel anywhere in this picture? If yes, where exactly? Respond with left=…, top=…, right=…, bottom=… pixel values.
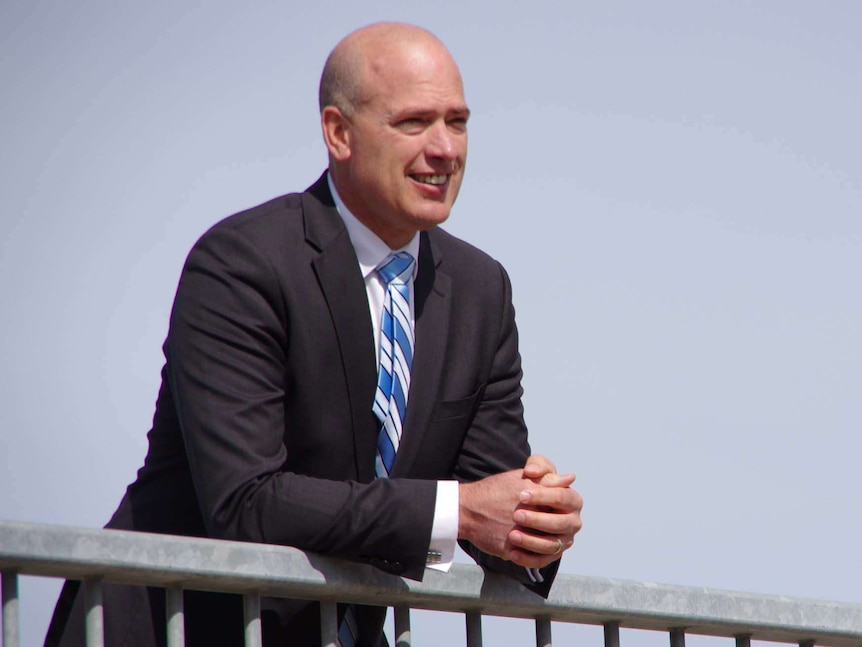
left=391, top=232, right=451, bottom=477
left=302, top=175, right=452, bottom=480
left=303, top=175, right=379, bottom=483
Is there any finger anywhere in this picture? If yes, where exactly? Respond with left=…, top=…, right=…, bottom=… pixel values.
left=513, top=507, right=582, bottom=537
left=536, top=472, right=576, bottom=488
left=519, top=486, right=583, bottom=513
left=508, top=528, right=567, bottom=556
left=506, top=547, right=561, bottom=570
left=522, top=454, right=556, bottom=479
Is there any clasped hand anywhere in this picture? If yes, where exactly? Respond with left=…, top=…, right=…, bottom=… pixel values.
left=459, top=455, right=583, bottom=569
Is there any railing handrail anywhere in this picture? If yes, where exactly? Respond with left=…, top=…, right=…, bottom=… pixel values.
left=2, top=520, right=861, bottom=647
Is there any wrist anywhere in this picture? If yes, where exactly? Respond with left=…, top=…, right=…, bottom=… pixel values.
left=458, top=480, right=487, bottom=542
left=457, top=481, right=473, bottom=540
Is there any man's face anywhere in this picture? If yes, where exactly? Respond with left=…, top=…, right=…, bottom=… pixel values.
left=335, top=43, right=469, bottom=248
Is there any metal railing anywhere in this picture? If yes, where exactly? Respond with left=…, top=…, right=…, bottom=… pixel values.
left=2, top=520, right=861, bottom=647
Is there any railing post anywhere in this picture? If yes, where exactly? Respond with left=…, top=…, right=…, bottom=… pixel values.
left=320, top=600, right=338, bottom=647
left=604, top=621, right=621, bottom=647
left=166, top=587, right=185, bottom=647
left=466, top=611, right=483, bottom=647
left=670, top=627, right=686, bottom=647
left=2, top=572, right=20, bottom=647
left=735, top=633, right=752, bottom=647
left=536, top=617, right=552, bottom=647
left=243, top=593, right=262, bottom=647
left=394, top=606, right=411, bottom=647
left=84, top=579, right=104, bottom=647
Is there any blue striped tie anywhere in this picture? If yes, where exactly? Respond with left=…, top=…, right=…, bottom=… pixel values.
left=372, top=252, right=415, bottom=478
left=338, top=253, right=415, bottom=646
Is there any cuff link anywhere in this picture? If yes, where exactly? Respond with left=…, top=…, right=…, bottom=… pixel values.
left=426, top=550, right=443, bottom=564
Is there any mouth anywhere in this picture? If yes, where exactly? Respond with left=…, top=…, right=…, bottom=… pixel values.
left=410, top=173, right=448, bottom=186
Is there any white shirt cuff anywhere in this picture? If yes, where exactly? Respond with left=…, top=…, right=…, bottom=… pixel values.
left=426, top=480, right=458, bottom=572
left=526, top=567, right=545, bottom=584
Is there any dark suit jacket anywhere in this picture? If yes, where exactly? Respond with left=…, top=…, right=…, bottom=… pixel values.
left=46, top=173, right=558, bottom=646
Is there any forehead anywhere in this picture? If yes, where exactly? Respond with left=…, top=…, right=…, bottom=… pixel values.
left=361, top=42, right=468, bottom=112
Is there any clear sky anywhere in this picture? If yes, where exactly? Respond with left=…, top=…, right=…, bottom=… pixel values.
left=1, top=2, right=860, bottom=645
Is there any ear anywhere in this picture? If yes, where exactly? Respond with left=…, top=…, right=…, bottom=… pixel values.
left=321, top=106, right=351, bottom=161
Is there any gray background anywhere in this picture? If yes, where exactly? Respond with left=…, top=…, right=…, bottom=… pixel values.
left=2, top=1, right=860, bottom=645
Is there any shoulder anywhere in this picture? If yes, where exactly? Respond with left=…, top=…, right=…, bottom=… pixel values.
left=426, top=226, right=511, bottom=285
left=202, top=192, right=304, bottom=245
left=427, top=226, right=501, bottom=268
left=190, top=174, right=334, bottom=261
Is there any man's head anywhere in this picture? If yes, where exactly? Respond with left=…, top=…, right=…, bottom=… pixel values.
left=320, top=23, right=469, bottom=249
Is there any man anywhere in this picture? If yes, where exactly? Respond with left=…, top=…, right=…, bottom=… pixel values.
left=46, top=22, right=582, bottom=647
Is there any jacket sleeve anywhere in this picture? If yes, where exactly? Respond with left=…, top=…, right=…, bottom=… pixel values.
left=452, top=262, right=560, bottom=597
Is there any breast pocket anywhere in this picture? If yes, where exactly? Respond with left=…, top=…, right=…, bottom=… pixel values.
left=408, top=386, right=487, bottom=478
left=432, top=385, right=484, bottom=422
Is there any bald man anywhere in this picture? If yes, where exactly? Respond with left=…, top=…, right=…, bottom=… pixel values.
left=46, top=23, right=582, bottom=647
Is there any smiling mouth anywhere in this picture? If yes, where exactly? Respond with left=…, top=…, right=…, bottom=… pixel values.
left=411, top=174, right=448, bottom=185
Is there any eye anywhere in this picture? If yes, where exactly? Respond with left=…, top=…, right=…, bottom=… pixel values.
left=395, top=118, right=428, bottom=134
left=447, top=117, right=468, bottom=134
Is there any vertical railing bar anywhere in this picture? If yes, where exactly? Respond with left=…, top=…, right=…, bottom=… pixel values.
left=243, top=593, right=262, bottom=647
left=535, top=617, right=552, bottom=647
left=394, top=606, right=411, bottom=647
left=799, top=640, right=815, bottom=647
left=735, top=633, right=752, bottom=647
left=320, top=600, right=338, bottom=647
left=465, top=611, right=483, bottom=647
left=604, top=621, right=621, bottom=647
left=2, top=572, right=20, bottom=647
left=166, top=587, right=185, bottom=647
left=84, top=580, right=105, bottom=647
left=669, top=627, right=686, bottom=647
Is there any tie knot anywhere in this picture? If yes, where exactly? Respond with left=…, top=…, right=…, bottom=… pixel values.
left=377, top=252, right=415, bottom=286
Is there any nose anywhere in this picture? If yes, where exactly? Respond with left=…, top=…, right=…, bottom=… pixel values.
left=425, top=120, right=459, bottom=162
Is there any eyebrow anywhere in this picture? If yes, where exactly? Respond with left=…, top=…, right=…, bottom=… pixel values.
left=388, top=105, right=471, bottom=121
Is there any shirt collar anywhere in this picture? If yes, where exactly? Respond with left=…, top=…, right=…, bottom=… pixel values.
left=327, top=173, right=420, bottom=280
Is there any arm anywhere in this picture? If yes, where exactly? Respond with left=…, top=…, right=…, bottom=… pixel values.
left=451, top=264, right=582, bottom=593
left=166, top=222, right=435, bottom=579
